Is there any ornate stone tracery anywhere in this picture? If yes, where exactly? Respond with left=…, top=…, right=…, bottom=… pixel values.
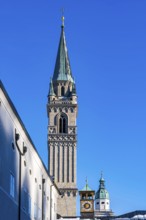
left=49, top=127, right=56, bottom=134
left=48, top=135, right=76, bottom=142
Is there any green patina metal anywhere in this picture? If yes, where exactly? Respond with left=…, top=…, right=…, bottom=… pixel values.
left=95, top=176, right=110, bottom=199
left=80, top=178, right=93, bottom=191
left=81, top=184, right=92, bottom=191
left=48, top=78, right=55, bottom=96
left=53, top=23, right=74, bottom=83
left=72, top=81, right=77, bottom=95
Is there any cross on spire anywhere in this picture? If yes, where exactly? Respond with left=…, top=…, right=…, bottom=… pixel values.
left=61, top=8, right=65, bottom=27
left=52, top=16, right=74, bottom=83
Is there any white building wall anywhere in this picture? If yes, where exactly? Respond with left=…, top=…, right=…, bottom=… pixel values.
left=0, top=90, right=19, bottom=219
left=95, top=198, right=110, bottom=211
left=0, top=83, right=59, bottom=220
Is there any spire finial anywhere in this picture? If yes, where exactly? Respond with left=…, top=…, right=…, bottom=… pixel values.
left=101, top=171, right=103, bottom=179
left=48, top=77, right=55, bottom=96
left=61, top=8, right=65, bottom=27
left=86, top=177, right=88, bottom=190
left=86, top=177, right=88, bottom=184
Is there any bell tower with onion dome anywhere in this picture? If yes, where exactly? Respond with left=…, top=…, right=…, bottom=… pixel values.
left=95, top=174, right=114, bottom=217
left=47, top=16, right=78, bottom=217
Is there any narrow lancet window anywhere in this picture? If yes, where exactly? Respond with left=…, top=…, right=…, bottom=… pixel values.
left=59, top=114, right=67, bottom=133
left=61, top=86, right=65, bottom=96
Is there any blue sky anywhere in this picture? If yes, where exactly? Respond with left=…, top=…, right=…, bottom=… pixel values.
left=0, top=0, right=146, bottom=215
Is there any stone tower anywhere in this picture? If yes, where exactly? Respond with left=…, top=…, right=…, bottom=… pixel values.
left=47, top=17, right=78, bottom=217
left=79, top=180, right=95, bottom=219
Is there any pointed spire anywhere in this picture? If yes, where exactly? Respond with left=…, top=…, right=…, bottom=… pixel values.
left=81, top=178, right=93, bottom=191
left=52, top=16, right=74, bottom=83
left=85, top=177, right=88, bottom=190
left=100, top=171, right=104, bottom=181
left=72, top=80, right=77, bottom=95
left=61, top=8, right=65, bottom=27
left=48, top=78, right=55, bottom=96
left=61, top=15, right=65, bottom=28
left=99, top=172, right=105, bottom=189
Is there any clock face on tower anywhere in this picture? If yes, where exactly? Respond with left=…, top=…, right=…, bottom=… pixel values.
left=84, top=202, right=90, bottom=209
left=81, top=201, right=93, bottom=211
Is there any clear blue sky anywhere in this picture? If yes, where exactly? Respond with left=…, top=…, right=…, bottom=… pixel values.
left=0, top=0, right=146, bottom=215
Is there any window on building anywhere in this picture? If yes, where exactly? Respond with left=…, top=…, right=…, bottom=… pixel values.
left=88, top=194, right=92, bottom=199
left=11, top=142, right=15, bottom=150
left=23, top=188, right=27, bottom=212
left=28, top=195, right=31, bottom=216
left=24, top=160, right=26, bottom=167
left=82, top=194, right=86, bottom=200
left=34, top=203, right=37, bottom=220
left=70, top=107, right=74, bottom=113
left=101, top=202, right=105, bottom=204
left=61, top=86, right=65, bottom=96
left=10, top=173, right=15, bottom=198
left=55, top=113, right=68, bottom=134
left=38, top=207, right=41, bottom=220
left=73, top=192, right=76, bottom=197
left=67, top=191, right=70, bottom=197
left=59, top=115, right=67, bottom=133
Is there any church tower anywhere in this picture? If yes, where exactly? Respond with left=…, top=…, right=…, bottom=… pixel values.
left=47, top=17, right=78, bottom=217
left=95, top=174, right=114, bottom=217
left=79, top=180, right=95, bottom=219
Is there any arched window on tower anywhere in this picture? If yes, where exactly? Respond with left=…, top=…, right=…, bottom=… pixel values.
left=61, top=86, right=65, bottom=96
left=58, top=114, right=67, bottom=133
left=55, top=113, right=68, bottom=133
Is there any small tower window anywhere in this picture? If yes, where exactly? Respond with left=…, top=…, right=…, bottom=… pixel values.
left=59, top=115, right=67, bottom=133
left=82, top=194, right=86, bottom=200
left=10, top=173, right=15, bottom=198
left=88, top=194, right=92, bottom=200
left=61, top=86, right=65, bottom=96
left=55, top=113, right=68, bottom=134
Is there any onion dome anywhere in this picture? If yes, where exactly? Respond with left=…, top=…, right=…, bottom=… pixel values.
left=95, top=175, right=109, bottom=200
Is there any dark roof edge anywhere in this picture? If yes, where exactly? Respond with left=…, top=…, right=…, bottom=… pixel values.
left=79, top=190, right=95, bottom=193
left=0, top=80, right=59, bottom=193
left=116, top=210, right=146, bottom=218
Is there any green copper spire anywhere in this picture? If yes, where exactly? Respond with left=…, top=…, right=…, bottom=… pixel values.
left=48, top=78, right=55, bottom=96
left=99, top=172, right=105, bottom=189
left=53, top=16, right=74, bottom=83
left=81, top=178, right=93, bottom=191
left=95, top=174, right=109, bottom=199
left=72, top=80, right=77, bottom=95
